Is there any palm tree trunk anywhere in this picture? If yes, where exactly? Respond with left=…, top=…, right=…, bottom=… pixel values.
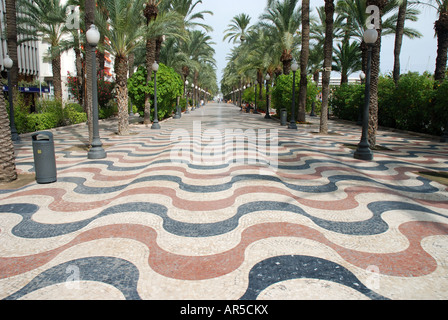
left=144, top=2, right=159, bottom=125
left=144, top=38, right=156, bottom=124
left=5, top=0, right=18, bottom=100
left=393, top=0, right=407, bottom=84
left=366, top=0, right=386, bottom=148
left=0, top=94, right=17, bottom=182
left=52, top=53, right=63, bottom=101
left=84, top=0, right=95, bottom=144
left=320, top=0, right=334, bottom=135
left=434, top=10, right=448, bottom=82
left=281, top=50, right=293, bottom=75
left=115, top=56, right=129, bottom=136
left=298, top=0, right=310, bottom=123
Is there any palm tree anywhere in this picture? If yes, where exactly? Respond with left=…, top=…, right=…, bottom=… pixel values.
left=18, top=0, right=70, bottom=101
left=143, top=0, right=160, bottom=125
left=260, top=0, right=302, bottom=74
left=84, top=0, right=95, bottom=144
left=297, top=0, right=310, bottom=123
left=0, top=94, right=17, bottom=183
left=223, top=13, right=253, bottom=43
left=332, top=41, right=362, bottom=84
left=320, top=0, right=335, bottom=135
left=98, top=0, right=146, bottom=135
left=164, top=0, right=213, bottom=32
left=393, top=0, right=408, bottom=83
left=5, top=0, right=19, bottom=98
left=432, top=0, right=448, bottom=82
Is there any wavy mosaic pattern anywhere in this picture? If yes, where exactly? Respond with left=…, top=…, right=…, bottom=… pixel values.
left=1, top=104, right=448, bottom=300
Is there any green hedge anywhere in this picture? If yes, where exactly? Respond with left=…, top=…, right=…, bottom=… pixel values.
left=127, top=64, right=183, bottom=120
left=330, top=72, right=448, bottom=136
left=271, top=73, right=320, bottom=118
left=10, top=97, right=87, bottom=133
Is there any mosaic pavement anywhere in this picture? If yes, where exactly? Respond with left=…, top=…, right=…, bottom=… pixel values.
left=1, top=103, right=447, bottom=300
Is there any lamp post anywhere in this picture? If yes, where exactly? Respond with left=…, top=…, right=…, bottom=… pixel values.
left=354, top=29, right=378, bottom=161
left=3, top=55, right=19, bottom=141
left=86, top=25, right=106, bottom=159
left=151, top=61, right=161, bottom=129
left=184, top=80, right=190, bottom=114
left=254, top=80, right=259, bottom=114
left=191, top=83, right=195, bottom=111
left=265, top=73, right=271, bottom=119
left=289, top=60, right=299, bottom=130
left=357, top=72, right=366, bottom=125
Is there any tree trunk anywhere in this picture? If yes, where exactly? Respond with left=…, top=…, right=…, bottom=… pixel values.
left=434, top=10, right=448, bottom=82
left=52, top=53, right=62, bottom=101
left=281, top=50, right=293, bottom=75
left=5, top=0, right=18, bottom=102
left=84, top=0, right=95, bottom=144
left=393, top=0, right=407, bottom=85
left=320, top=0, right=334, bottom=135
left=0, top=94, right=17, bottom=182
left=74, top=32, right=83, bottom=106
left=115, top=56, right=129, bottom=136
left=144, top=38, right=156, bottom=124
left=144, top=3, right=158, bottom=125
left=366, top=0, right=386, bottom=148
left=128, top=52, right=135, bottom=78
left=298, top=0, right=310, bottom=123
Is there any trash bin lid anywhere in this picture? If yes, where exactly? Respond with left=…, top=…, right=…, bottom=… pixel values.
left=32, top=131, right=53, bottom=141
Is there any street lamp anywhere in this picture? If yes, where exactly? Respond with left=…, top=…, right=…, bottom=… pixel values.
left=254, top=80, right=259, bottom=114
left=3, top=55, right=19, bottom=141
left=184, top=80, right=189, bottom=114
left=288, top=60, right=299, bottom=130
left=86, top=25, right=106, bottom=159
left=265, top=73, right=271, bottom=119
left=357, top=72, right=366, bottom=125
left=191, top=83, right=195, bottom=111
left=151, top=61, right=161, bottom=129
left=354, top=28, right=378, bottom=161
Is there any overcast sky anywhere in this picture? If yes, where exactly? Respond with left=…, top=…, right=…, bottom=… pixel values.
left=199, top=0, right=439, bottom=86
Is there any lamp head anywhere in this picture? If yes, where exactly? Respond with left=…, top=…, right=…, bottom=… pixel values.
left=3, top=55, right=13, bottom=69
left=152, top=62, right=159, bottom=72
left=291, top=60, right=299, bottom=72
left=86, top=24, right=100, bottom=46
left=364, top=28, right=378, bottom=45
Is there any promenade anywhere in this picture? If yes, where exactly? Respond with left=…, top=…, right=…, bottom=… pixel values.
left=1, top=102, right=447, bottom=300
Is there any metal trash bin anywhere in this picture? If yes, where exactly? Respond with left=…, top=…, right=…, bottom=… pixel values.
left=32, top=131, right=57, bottom=184
left=280, top=109, right=287, bottom=126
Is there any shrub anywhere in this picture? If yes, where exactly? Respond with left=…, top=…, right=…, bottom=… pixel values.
left=330, top=83, right=364, bottom=122
left=330, top=72, right=448, bottom=136
left=128, top=64, right=183, bottom=120
left=272, top=73, right=319, bottom=118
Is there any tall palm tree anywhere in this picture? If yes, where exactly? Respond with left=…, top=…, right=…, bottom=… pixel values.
left=365, top=0, right=389, bottom=148
left=143, top=0, right=160, bottom=125
left=332, top=41, right=362, bottom=84
left=297, top=0, right=310, bottom=123
left=432, top=0, right=448, bottom=82
left=18, top=0, right=70, bottom=101
left=223, top=13, right=253, bottom=43
left=5, top=0, right=19, bottom=98
left=0, top=94, right=17, bottom=183
left=320, top=0, right=335, bottom=135
left=98, top=0, right=146, bottom=135
left=164, top=0, right=213, bottom=32
left=393, top=0, right=408, bottom=84
left=260, top=0, right=302, bottom=74
left=84, top=0, right=95, bottom=144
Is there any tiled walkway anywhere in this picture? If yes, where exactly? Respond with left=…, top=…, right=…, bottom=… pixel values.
left=1, top=103, right=447, bottom=300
